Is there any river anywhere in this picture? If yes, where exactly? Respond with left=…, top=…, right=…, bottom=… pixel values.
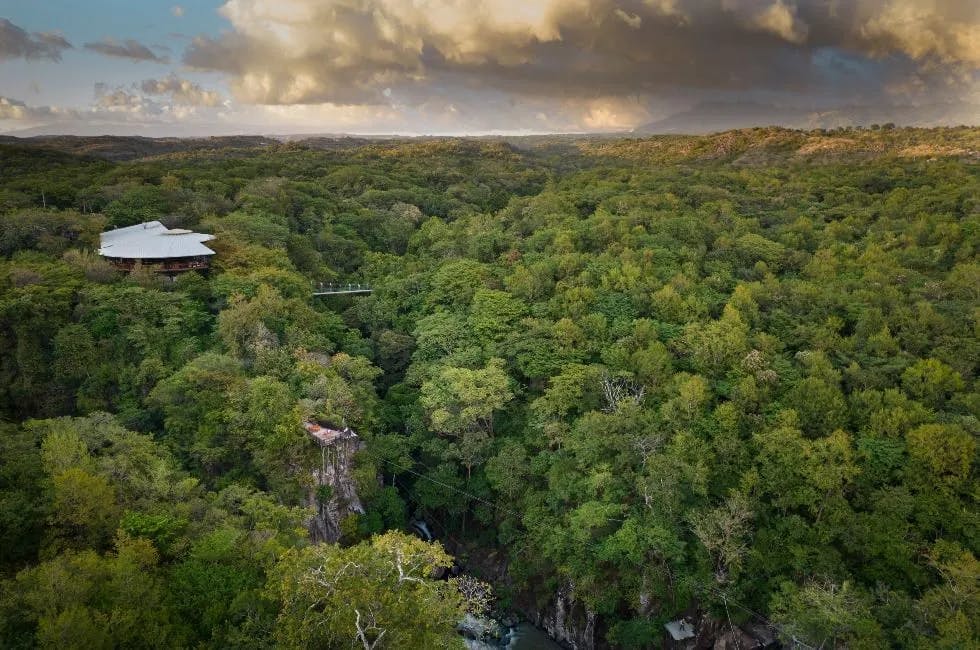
left=507, top=623, right=565, bottom=649
left=464, top=621, right=565, bottom=650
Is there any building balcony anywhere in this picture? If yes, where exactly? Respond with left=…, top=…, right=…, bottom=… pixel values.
left=105, top=256, right=211, bottom=273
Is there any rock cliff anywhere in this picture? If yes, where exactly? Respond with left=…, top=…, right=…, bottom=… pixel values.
left=304, top=423, right=365, bottom=543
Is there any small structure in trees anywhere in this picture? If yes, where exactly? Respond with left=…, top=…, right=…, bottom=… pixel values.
left=98, top=221, right=215, bottom=273
left=664, top=618, right=696, bottom=645
left=303, top=421, right=365, bottom=542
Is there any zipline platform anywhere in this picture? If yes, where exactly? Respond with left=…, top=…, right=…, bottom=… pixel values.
left=303, top=421, right=360, bottom=447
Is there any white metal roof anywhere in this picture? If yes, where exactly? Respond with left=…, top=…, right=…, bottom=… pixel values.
left=99, top=221, right=216, bottom=259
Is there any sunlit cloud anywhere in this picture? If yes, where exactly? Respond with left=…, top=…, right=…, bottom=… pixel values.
left=141, top=75, right=224, bottom=107
left=2, top=1, right=978, bottom=134
left=183, top=0, right=980, bottom=109
left=0, top=96, right=76, bottom=122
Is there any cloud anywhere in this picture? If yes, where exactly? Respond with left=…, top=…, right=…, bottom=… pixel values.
left=0, top=96, right=34, bottom=120
left=0, top=91, right=228, bottom=136
left=0, top=96, right=75, bottom=121
left=84, top=37, right=169, bottom=63
left=580, top=97, right=652, bottom=129
left=172, top=5, right=185, bottom=18
left=722, top=0, right=808, bottom=44
left=90, top=76, right=224, bottom=119
left=857, top=0, right=980, bottom=65
left=0, top=18, right=71, bottom=61
left=6, top=0, right=978, bottom=134
left=614, top=8, right=643, bottom=29
left=181, top=0, right=979, bottom=116
left=92, top=82, right=153, bottom=116
left=140, top=75, right=224, bottom=106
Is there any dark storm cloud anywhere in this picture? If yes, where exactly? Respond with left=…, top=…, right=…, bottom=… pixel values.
left=84, top=37, right=169, bottom=63
left=182, top=0, right=979, bottom=108
left=0, top=18, right=71, bottom=61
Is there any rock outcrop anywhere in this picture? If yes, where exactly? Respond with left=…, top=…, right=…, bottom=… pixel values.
left=532, top=582, right=597, bottom=650
left=665, top=612, right=778, bottom=650
left=304, top=423, right=365, bottom=543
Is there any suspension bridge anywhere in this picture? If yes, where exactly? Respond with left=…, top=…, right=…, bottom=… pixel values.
left=312, top=282, right=373, bottom=296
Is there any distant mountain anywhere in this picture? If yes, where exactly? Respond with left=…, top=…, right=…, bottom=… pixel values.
left=635, top=102, right=980, bottom=134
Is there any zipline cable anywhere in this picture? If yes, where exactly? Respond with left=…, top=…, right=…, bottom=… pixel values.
left=355, top=445, right=817, bottom=649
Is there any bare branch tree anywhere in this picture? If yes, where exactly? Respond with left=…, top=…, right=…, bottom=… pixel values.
left=601, top=373, right=645, bottom=412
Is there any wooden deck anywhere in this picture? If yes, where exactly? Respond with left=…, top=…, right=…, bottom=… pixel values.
left=303, top=421, right=359, bottom=446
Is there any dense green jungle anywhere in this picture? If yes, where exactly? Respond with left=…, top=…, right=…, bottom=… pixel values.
left=0, top=126, right=977, bottom=649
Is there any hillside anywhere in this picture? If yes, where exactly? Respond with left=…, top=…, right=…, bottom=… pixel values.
left=583, top=126, right=980, bottom=165
left=635, top=102, right=980, bottom=135
left=0, top=134, right=278, bottom=161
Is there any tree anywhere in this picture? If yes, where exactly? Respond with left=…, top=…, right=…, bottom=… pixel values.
left=269, top=532, right=467, bottom=649
left=917, top=541, right=980, bottom=648
left=901, top=358, right=964, bottom=409
left=771, top=579, right=884, bottom=649
left=419, top=359, right=514, bottom=479
left=689, top=492, right=753, bottom=584
left=680, top=305, right=748, bottom=376
left=485, top=441, right=531, bottom=501
left=468, top=288, right=527, bottom=347
left=420, top=359, right=514, bottom=439
left=787, top=377, right=848, bottom=437
left=8, top=534, right=177, bottom=649
left=148, top=353, right=245, bottom=476
left=906, top=423, right=975, bottom=489
left=47, top=468, right=118, bottom=551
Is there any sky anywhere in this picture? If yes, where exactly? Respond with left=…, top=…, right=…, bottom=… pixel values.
left=0, top=0, right=978, bottom=136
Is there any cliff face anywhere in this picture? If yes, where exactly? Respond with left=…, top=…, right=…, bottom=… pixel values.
left=532, top=583, right=597, bottom=650
left=665, top=613, right=778, bottom=650
left=304, top=426, right=365, bottom=543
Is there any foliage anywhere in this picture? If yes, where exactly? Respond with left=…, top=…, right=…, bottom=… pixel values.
left=0, top=128, right=977, bottom=648
left=270, top=532, right=465, bottom=649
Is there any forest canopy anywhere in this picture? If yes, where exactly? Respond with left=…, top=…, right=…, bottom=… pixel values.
left=0, top=126, right=977, bottom=649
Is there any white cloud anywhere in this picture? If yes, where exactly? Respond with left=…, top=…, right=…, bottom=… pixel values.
left=580, top=97, right=652, bottom=130
left=183, top=0, right=980, bottom=116
left=614, top=8, right=643, bottom=29
left=5, top=0, right=979, bottom=134
left=0, top=96, right=76, bottom=123
left=141, top=75, right=224, bottom=106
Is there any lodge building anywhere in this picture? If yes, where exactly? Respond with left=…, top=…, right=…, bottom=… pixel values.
left=98, top=221, right=215, bottom=273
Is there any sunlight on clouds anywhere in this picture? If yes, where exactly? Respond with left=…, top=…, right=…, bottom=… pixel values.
left=0, top=97, right=30, bottom=120
left=246, top=102, right=404, bottom=129
left=184, top=0, right=980, bottom=118
left=753, top=0, right=808, bottom=44
left=614, top=8, right=643, bottom=29
left=580, top=98, right=652, bottom=131
left=721, top=0, right=808, bottom=44
left=861, top=0, right=980, bottom=65
left=4, top=2, right=979, bottom=134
